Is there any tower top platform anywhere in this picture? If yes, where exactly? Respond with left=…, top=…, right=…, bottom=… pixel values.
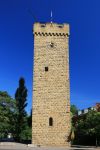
left=33, top=22, right=70, bottom=36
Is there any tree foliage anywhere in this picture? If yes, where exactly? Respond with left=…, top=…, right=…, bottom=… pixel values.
left=0, top=78, right=32, bottom=142
left=0, top=91, right=16, bottom=138
left=74, top=110, right=100, bottom=146
left=77, top=111, right=100, bottom=137
left=70, top=105, right=78, bottom=143
left=27, top=109, right=32, bottom=128
left=15, top=77, right=28, bottom=141
left=71, top=105, right=78, bottom=116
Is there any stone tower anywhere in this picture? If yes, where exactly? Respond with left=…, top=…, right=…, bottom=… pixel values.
left=32, top=22, right=71, bottom=147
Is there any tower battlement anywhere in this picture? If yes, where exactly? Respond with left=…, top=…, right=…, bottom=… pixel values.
left=33, top=22, right=69, bottom=36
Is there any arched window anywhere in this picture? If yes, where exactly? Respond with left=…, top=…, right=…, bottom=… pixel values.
left=49, top=117, right=53, bottom=126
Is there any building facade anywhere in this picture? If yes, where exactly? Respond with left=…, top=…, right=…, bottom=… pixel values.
left=77, top=103, right=100, bottom=116
left=32, top=22, right=71, bottom=147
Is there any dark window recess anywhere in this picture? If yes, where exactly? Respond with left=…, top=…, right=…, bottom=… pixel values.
left=41, top=24, right=46, bottom=27
left=50, top=42, right=54, bottom=47
left=45, top=67, right=48, bottom=72
left=58, top=25, right=64, bottom=28
left=49, top=117, right=53, bottom=126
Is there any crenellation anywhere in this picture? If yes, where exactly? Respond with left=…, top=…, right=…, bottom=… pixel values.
left=34, top=32, right=69, bottom=37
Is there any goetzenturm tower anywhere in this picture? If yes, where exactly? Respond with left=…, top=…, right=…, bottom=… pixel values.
left=32, top=22, right=71, bottom=147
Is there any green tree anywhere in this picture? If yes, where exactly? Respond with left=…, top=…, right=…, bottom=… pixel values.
left=20, top=125, right=32, bottom=141
left=70, top=105, right=78, bottom=144
left=27, top=109, right=32, bottom=128
left=0, top=91, right=16, bottom=138
left=85, top=110, right=100, bottom=146
left=71, top=105, right=78, bottom=116
left=15, top=77, right=27, bottom=141
left=75, top=110, right=100, bottom=146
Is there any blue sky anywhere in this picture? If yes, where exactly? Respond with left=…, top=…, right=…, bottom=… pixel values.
left=0, top=0, right=100, bottom=113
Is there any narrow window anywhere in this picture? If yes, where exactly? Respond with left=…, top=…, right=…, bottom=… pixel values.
left=49, top=117, right=53, bottom=126
left=45, top=67, right=48, bottom=72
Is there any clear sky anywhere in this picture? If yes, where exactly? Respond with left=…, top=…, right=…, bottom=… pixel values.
left=0, top=0, right=100, bottom=113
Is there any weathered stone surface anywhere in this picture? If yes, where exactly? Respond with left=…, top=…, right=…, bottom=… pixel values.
left=32, top=22, right=71, bottom=147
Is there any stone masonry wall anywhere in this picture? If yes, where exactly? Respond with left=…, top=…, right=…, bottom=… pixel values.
left=32, top=23, right=71, bottom=147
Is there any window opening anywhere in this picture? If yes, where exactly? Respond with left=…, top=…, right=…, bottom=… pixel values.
left=49, top=117, right=53, bottom=126
left=45, top=67, right=48, bottom=72
left=58, top=25, right=63, bottom=28
left=41, top=24, right=46, bottom=27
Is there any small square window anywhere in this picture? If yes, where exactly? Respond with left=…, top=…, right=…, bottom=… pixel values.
left=45, top=67, right=48, bottom=72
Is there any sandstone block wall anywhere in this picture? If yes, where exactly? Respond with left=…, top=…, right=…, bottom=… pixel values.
left=32, top=22, right=71, bottom=147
